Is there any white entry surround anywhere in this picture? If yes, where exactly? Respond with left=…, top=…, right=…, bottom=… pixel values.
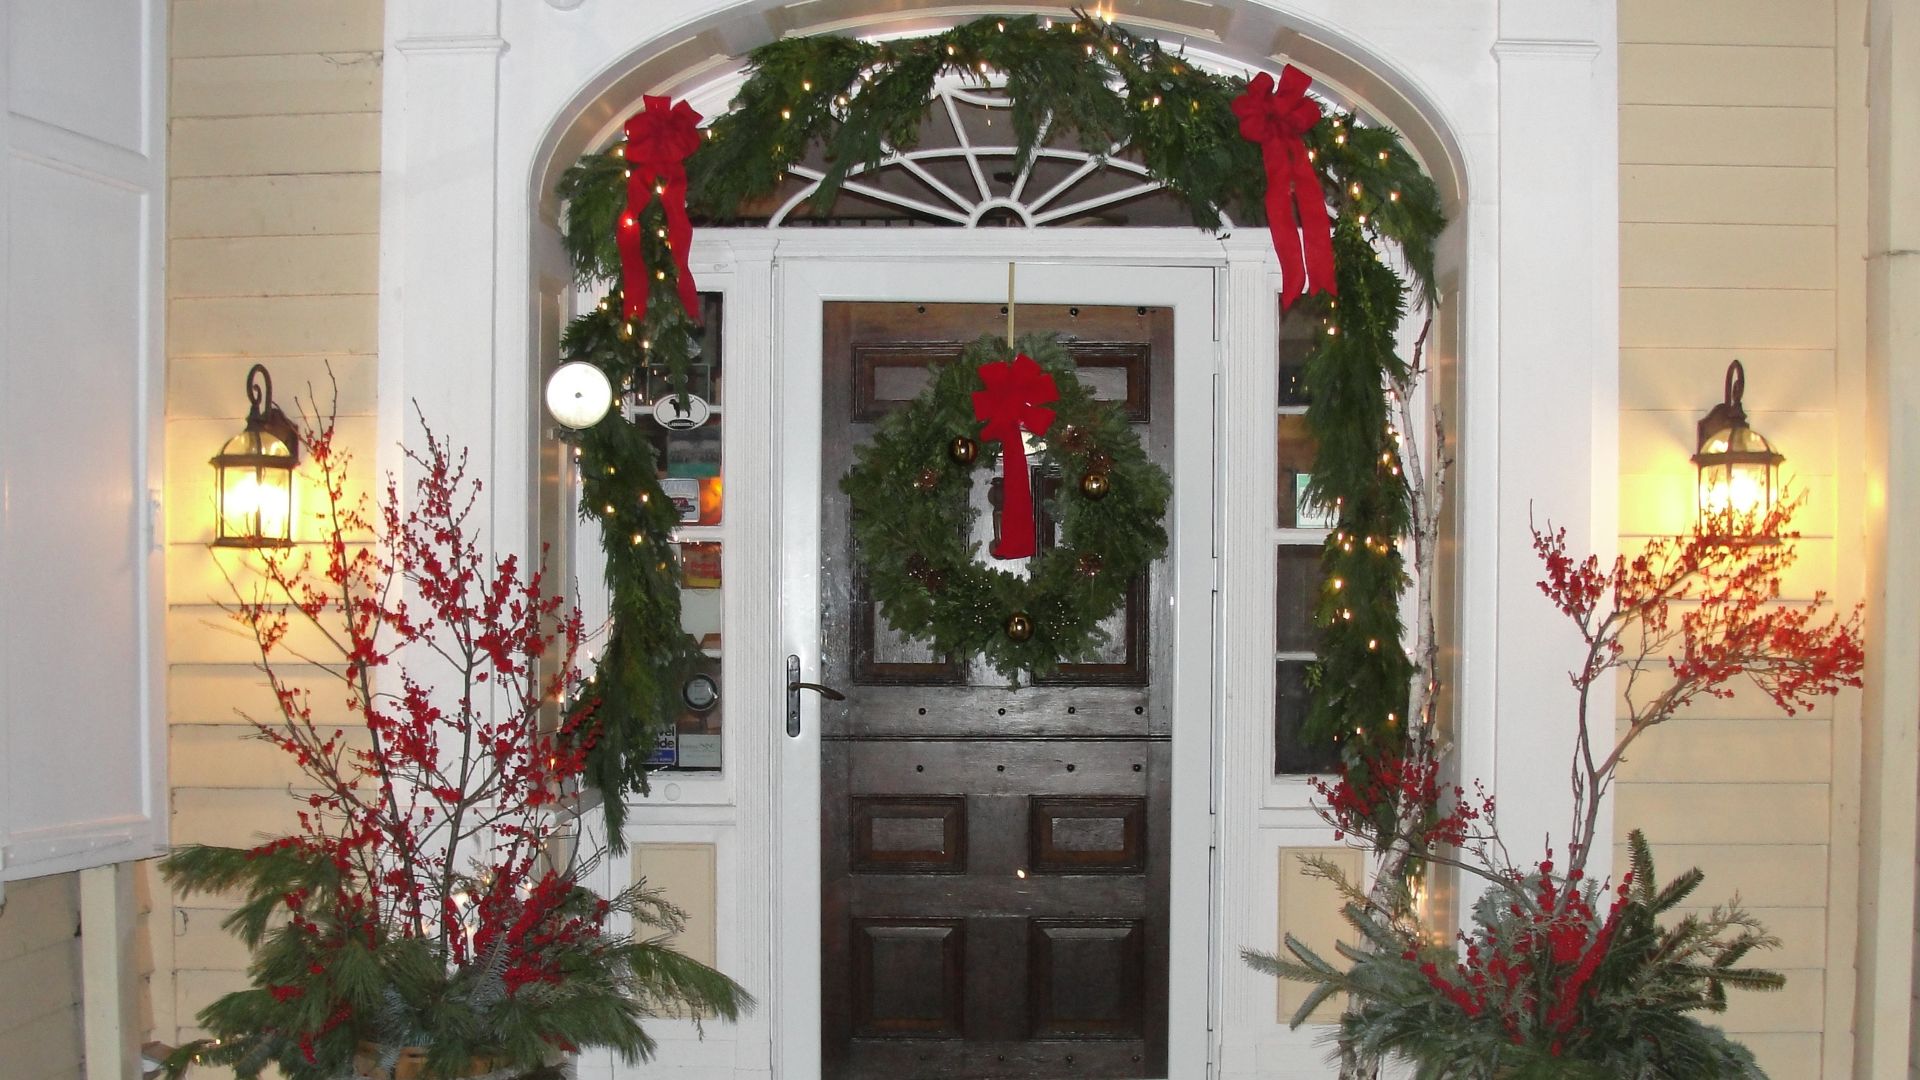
left=376, top=1, right=1618, bottom=1077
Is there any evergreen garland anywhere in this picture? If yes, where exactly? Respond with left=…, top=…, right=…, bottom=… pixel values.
left=551, top=244, right=705, bottom=845
left=553, top=11, right=1447, bottom=818
left=1300, top=221, right=1416, bottom=782
left=840, top=335, right=1169, bottom=682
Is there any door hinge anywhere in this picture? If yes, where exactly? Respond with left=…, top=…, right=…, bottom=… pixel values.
left=1212, top=267, right=1226, bottom=342
left=147, top=489, right=163, bottom=553
left=1209, top=373, right=1221, bottom=560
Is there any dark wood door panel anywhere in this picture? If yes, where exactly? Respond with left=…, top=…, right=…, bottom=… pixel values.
left=822, top=300, right=1174, bottom=1080
left=851, top=796, right=969, bottom=873
left=1029, top=920, right=1149, bottom=1037
left=842, top=739, right=1160, bottom=795
left=852, top=918, right=968, bottom=1037
left=827, top=684, right=1159, bottom=738
left=846, top=1039, right=1157, bottom=1079
left=1029, top=796, right=1149, bottom=873
left=845, top=875, right=1151, bottom=921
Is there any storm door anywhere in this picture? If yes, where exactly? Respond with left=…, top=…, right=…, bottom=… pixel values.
left=816, top=299, right=1176, bottom=1080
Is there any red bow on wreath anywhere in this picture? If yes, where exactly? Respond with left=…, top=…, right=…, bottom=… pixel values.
left=616, top=97, right=704, bottom=323
left=1231, top=67, right=1337, bottom=311
left=973, top=354, right=1059, bottom=560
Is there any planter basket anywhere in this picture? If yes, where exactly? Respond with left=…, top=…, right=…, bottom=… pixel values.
left=350, top=1043, right=514, bottom=1080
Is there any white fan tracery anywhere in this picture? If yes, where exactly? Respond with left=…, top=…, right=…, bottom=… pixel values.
left=768, top=81, right=1228, bottom=229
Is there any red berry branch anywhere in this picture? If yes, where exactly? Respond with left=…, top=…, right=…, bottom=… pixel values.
left=162, top=391, right=749, bottom=1079
left=1315, top=495, right=1863, bottom=889
left=1252, top=500, right=1854, bottom=1074
left=223, top=409, right=592, bottom=961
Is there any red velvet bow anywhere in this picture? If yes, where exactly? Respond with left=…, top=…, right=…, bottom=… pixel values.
left=616, top=97, right=704, bottom=323
left=1231, top=68, right=1337, bottom=311
left=972, top=354, right=1058, bottom=560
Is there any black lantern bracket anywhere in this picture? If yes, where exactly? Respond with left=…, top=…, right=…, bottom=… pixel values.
left=242, top=364, right=301, bottom=465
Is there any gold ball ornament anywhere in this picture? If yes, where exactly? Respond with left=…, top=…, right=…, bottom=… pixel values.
left=1004, top=612, right=1035, bottom=642
left=948, top=436, right=979, bottom=465
left=913, top=468, right=941, bottom=492
left=1079, top=471, right=1111, bottom=500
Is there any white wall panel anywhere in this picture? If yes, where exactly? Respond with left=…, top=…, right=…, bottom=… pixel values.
left=6, top=0, right=150, bottom=153
left=0, top=0, right=167, bottom=884
left=2, top=159, right=149, bottom=857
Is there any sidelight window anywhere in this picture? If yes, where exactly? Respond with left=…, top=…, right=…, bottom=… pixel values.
left=1273, top=304, right=1342, bottom=775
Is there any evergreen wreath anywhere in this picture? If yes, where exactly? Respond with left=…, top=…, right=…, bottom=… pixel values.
left=552, top=11, right=1448, bottom=827
left=841, top=334, right=1169, bottom=683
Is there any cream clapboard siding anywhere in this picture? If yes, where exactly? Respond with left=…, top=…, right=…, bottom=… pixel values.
left=153, top=0, right=384, bottom=1057
left=1616, top=1, right=1864, bottom=1076
left=0, top=873, right=85, bottom=1078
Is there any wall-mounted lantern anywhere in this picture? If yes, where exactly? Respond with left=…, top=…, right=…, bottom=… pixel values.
left=211, top=364, right=299, bottom=548
left=1692, top=359, right=1783, bottom=530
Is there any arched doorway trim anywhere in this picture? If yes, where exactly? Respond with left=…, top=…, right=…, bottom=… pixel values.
left=376, top=2, right=1621, bottom=1074
left=526, top=3, right=1472, bottom=232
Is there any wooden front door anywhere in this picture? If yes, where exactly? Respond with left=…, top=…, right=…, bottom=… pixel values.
left=818, top=301, right=1175, bottom=1080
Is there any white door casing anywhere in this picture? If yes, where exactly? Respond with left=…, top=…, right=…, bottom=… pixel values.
left=775, top=256, right=1220, bottom=1078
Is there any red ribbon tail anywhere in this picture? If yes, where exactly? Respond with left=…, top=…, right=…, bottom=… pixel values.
left=662, top=170, right=702, bottom=323
left=1267, top=169, right=1308, bottom=312
left=615, top=199, right=648, bottom=321
left=994, top=427, right=1037, bottom=560
left=1267, top=142, right=1313, bottom=307
left=1290, top=148, right=1338, bottom=303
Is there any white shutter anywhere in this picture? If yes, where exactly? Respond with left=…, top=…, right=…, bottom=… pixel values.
left=0, top=0, right=167, bottom=882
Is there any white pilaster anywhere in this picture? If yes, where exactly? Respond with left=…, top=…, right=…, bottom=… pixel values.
left=80, top=862, right=139, bottom=1080
left=1855, top=0, right=1920, bottom=1071
left=380, top=2, right=524, bottom=552
left=1482, top=0, right=1618, bottom=881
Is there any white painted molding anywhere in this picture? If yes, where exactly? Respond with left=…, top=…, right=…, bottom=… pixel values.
left=1489, top=38, right=1601, bottom=61
left=393, top=35, right=509, bottom=56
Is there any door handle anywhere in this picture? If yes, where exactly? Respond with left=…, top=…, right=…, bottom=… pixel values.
left=786, top=654, right=845, bottom=737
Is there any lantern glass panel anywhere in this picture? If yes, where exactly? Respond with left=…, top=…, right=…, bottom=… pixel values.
left=215, top=429, right=295, bottom=545
left=1695, top=425, right=1779, bottom=522
left=1698, top=461, right=1771, bottom=520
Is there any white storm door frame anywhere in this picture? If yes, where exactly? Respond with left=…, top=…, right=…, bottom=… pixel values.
left=774, top=251, right=1220, bottom=1079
